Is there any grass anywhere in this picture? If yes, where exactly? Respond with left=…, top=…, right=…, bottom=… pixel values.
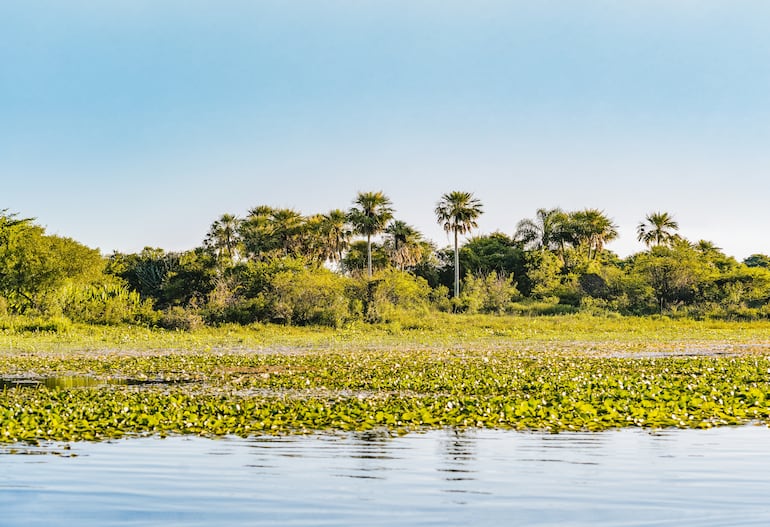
left=1, top=313, right=770, bottom=443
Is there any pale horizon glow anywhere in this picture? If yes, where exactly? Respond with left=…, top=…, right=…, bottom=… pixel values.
left=2, top=1, right=769, bottom=260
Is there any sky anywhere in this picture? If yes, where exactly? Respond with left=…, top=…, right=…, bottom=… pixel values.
left=2, top=1, right=769, bottom=260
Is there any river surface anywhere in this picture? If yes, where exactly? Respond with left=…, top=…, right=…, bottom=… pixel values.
left=1, top=426, right=769, bottom=526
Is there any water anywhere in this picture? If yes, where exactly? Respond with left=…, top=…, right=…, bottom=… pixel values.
left=1, top=426, right=770, bottom=526
left=0, top=376, right=191, bottom=390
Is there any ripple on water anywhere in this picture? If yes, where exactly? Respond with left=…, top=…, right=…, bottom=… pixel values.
left=2, top=426, right=770, bottom=526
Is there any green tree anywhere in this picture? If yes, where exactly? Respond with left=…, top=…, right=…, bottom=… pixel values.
left=0, top=217, right=104, bottom=313
left=341, top=240, right=388, bottom=275
left=239, top=206, right=277, bottom=261
left=347, top=191, right=394, bottom=278
left=629, top=241, right=707, bottom=313
left=522, top=250, right=563, bottom=298
left=514, top=208, right=569, bottom=252
left=204, top=213, right=242, bottom=264
left=459, top=271, right=519, bottom=314
left=319, top=209, right=351, bottom=265
left=435, top=191, right=483, bottom=298
left=568, top=209, right=618, bottom=260
left=458, top=232, right=526, bottom=293
left=744, top=254, right=770, bottom=269
left=637, top=211, right=679, bottom=248
left=239, top=206, right=308, bottom=261
left=384, top=220, right=424, bottom=270
left=107, top=248, right=182, bottom=309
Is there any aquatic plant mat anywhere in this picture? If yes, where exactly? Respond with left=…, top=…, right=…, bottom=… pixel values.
left=2, top=315, right=770, bottom=443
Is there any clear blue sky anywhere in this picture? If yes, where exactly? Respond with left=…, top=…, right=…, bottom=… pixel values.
left=2, top=1, right=769, bottom=259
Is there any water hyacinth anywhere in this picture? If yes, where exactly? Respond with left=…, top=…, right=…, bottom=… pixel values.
left=1, top=316, right=769, bottom=443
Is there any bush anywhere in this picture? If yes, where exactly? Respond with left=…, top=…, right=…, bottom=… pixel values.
left=159, top=306, right=205, bottom=331
left=267, top=267, right=350, bottom=327
left=58, top=280, right=158, bottom=325
left=429, top=285, right=452, bottom=312
left=354, top=269, right=432, bottom=322
left=459, top=272, right=520, bottom=314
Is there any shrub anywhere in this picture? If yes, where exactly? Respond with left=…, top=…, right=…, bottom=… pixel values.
left=267, top=267, right=350, bottom=327
left=58, top=280, right=158, bottom=325
left=356, top=269, right=432, bottom=322
left=459, top=272, right=520, bottom=314
left=159, top=306, right=205, bottom=331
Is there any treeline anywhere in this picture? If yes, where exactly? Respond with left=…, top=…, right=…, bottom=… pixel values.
left=1, top=195, right=770, bottom=329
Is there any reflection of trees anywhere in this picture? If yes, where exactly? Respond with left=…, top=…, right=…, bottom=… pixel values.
left=438, top=429, right=477, bottom=480
left=351, top=429, right=393, bottom=460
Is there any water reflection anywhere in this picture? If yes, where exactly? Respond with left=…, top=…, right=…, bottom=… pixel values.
left=2, top=427, right=770, bottom=527
left=438, top=428, right=476, bottom=478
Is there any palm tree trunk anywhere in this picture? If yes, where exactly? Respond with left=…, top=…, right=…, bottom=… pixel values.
left=454, top=229, right=459, bottom=298
left=367, top=234, right=372, bottom=278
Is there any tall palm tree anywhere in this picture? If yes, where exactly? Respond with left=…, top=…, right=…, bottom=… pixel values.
left=637, top=212, right=679, bottom=248
left=204, top=213, right=241, bottom=263
left=347, top=191, right=394, bottom=277
left=435, top=191, right=483, bottom=298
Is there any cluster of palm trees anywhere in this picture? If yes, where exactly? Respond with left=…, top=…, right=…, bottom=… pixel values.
left=205, top=206, right=351, bottom=265
left=513, top=208, right=619, bottom=261
left=205, top=192, right=685, bottom=300
left=204, top=190, right=485, bottom=297
left=513, top=208, right=683, bottom=259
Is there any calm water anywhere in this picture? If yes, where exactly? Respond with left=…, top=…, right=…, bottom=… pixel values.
left=1, top=426, right=770, bottom=526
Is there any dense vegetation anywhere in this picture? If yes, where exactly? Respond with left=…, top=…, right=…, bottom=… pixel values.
left=1, top=316, right=770, bottom=443
left=1, top=195, right=769, bottom=329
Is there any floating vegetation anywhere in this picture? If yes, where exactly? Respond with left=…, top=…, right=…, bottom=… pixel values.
left=1, top=317, right=770, bottom=444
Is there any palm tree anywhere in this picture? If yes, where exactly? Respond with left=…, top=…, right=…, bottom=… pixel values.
left=568, top=209, right=618, bottom=260
left=385, top=220, right=424, bottom=270
left=318, top=209, right=351, bottom=263
left=514, top=208, right=568, bottom=252
left=204, top=213, right=241, bottom=263
left=239, top=206, right=275, bottom=260
left=637, top=212, right=679, bottom=248
left=435, top=191, right=483, bottom=298
left=270, top=208, right=305, bottom=256
left=347, top=191, right=394, bottom=277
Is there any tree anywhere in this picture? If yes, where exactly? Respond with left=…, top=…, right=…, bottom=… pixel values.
left=272, top=209, right=306, bottom=257
left=384, top=220, right=424, bottom=270
left=630, top=241, right=706, bottom=313
left=204, top=213, right=241, bottom=264
left=0, top=217, right=104, bottom=312
left=459, top=233, right=525, bottom=291
left=341, top=240, right=388, bottom=275
left=568, top=209, right=618, bottom=260
left=347, top=191, right=394, bottom=278
left=239, top=206, right=307, bottom=261
left=514, top=208, right=568, bottom=252
left=239, top=206, right=277, bottom=261
left=0, top=209, right=34, bottom=245
left=319, top=209, right=351, bottom=265
left=744, top=254, right=770, bottom=269
left=637, top=212, right=679, bottom=248
left=435, top=191, right=483, bottom=298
